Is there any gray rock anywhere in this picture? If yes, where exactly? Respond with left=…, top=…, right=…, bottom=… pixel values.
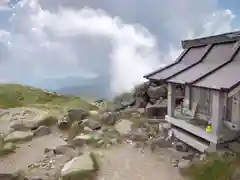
left=61, top=153, right=97, bottom=180
left=83, top=126, right=93, bottom=133
left=72, top=134, right=100, bottom=147
left=135, top=97, right=148, bottom=108
left=82, top=119, right=101, bottom=130
left=0, top=172, right=24, bottom=180
left=174, top=142, right=189, bottom=152
left=3, top=142, right=16, bottom=153
left=10, top=120, right=36, bottom=131
left=33, top=126, right=51, bottom=137
left=58, top=115, right=71, bottom=130
left=129, top=129, right=149, bottom=141
left=133, top=82, right=149, bottom=97
left=178, top=159, right=192, bottom=170
left=229, top=142, right=240, bottom=153
left=115, top=119, right=133, bottom=136
left=137, top=108, right=145, bottom=115
left=145, top=101, right=167, bottom=118
left=147, top=85, right=167, bottom=99
left=4, top=131, right=34, bottom=142
left=27, top=154, right=71, bottom=180
left=67, top=108, right=87, bottom=121
left=232, top=168, right=240, bottom=180
left=99, top=112, right=118, bottom=126
left=149, top=137, right=172, bottom=151
left=53, top=145, right=77, bottom=158
left=161, top=123, right=171, bottom=130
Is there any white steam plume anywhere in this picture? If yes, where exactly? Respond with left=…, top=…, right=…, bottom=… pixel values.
left=5, top=0, right=162, bottom=95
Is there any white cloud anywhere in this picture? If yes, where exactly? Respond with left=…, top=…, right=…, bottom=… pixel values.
left=0, top=0, right=237, bottom=96
left=0, top=0, right=10, bottom=11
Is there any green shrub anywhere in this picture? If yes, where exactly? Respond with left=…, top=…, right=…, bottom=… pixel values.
left=184, top=154, right=235, bottom=180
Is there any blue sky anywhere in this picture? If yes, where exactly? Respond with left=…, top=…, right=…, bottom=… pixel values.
left=0, top=0, right=239, bottom=95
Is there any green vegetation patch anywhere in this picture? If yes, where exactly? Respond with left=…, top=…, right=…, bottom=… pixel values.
left=0, top=84, right=98, bottom=111
left=183, top=153, right=239, bottom=180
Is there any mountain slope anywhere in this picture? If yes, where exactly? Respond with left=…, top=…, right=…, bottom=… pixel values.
left=0, top=84, right=97, bottom=110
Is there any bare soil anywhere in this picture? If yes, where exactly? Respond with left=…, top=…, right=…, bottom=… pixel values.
left=97, top=143, right=185, bottom=180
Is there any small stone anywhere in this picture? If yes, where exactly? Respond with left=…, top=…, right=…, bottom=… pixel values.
left=178, top=159, right=192, bottom=170
left=33, top=126, right=51, bottom=137
left=199, top=154, right=207, bottom=161
left=129, top=129, right=148, bottom=141
left=172, top=160, right=179, bottom=167
left=3, top=142, right=16, bottom=150
left=84, top=126, right=93, bottom=133
left=53, top=145, right=77, bottom=158
left=72, top=134, right=100, bottom=147
left=174, top=142, right=189, bottom=152
left=58, top=115, right=72, bottom=130
left=89, top=110, right=99, bottom=116
left=83, top=119, right=101, bottom=130
left=137, top=108, right=145, bottom=115
left=149, top=137, right=172, bottom=151
left=4, top=131, right=34, bottom=142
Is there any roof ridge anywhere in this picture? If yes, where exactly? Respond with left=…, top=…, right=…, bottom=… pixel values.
left=182, top=30, right=240, bottom=49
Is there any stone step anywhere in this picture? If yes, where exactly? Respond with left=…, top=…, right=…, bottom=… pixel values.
left=172, top=127, right=210, bottom=152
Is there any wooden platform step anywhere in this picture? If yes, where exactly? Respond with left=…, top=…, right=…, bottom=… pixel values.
left=172, top=127, right=210, bottom=152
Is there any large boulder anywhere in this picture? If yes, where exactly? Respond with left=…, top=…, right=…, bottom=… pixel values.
left=4, top=131, right=34, bottom=142
left=61, top=153, right=98, bottom=180
left=133, top=82, right=150, bottom=97
left=9, top=120, right=36, bottom=131
left=9, top=108, right=54, bottom=131
left=147, top=85, right=167, bottom=99
left=135, top=97, right=148, bottom=109
left=82, top=119, right=101, bottom=130
left=99, top=112, right=118, bottom=126
left=113, top=92, right=135, bottom=111
left=145, top=100, right=168, bottom=118
left=129, top=129, right=149, bottom=141
left=67, top=108, right=88, bottom=121
left=114, top=119, right=133, bottom=136
left=33, top=126, right=51, bottom=137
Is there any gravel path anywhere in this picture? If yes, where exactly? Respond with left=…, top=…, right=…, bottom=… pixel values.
left=97, top=144, right=186, bottom=180
left=0, top=131, right=66, bottom=174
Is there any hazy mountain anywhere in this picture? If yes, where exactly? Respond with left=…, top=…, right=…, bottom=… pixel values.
left=40, top=76, right=111, bottom=99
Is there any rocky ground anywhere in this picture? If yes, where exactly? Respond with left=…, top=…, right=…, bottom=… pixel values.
left=0, top=101, right=196, bottom=180
left=1, top=82, right=240, bottom=180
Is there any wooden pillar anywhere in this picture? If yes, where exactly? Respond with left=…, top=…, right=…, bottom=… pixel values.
left=185, top=85, right=191, bottom=109
left=211, top=91, right=223, bottom=136
left=231, top=91, right=240, bottom=128
left=167, top=83, right=176, bottom=117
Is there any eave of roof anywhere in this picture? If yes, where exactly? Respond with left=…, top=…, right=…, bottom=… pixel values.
left=144, top=31, right=240, bottom=92
left=144, top=45, right=211, bottom=81
left=167, top=41, right=240, bottom=92
left=143, top=48, right=189, bottom=79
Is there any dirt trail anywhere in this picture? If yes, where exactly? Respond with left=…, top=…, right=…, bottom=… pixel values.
left=97, top=144, right=185, bottom=180
left=0, top=130, right=66, bottom=174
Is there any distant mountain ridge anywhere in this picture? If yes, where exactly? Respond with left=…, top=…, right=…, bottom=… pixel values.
left=44, top=76, right=111, bottom=99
